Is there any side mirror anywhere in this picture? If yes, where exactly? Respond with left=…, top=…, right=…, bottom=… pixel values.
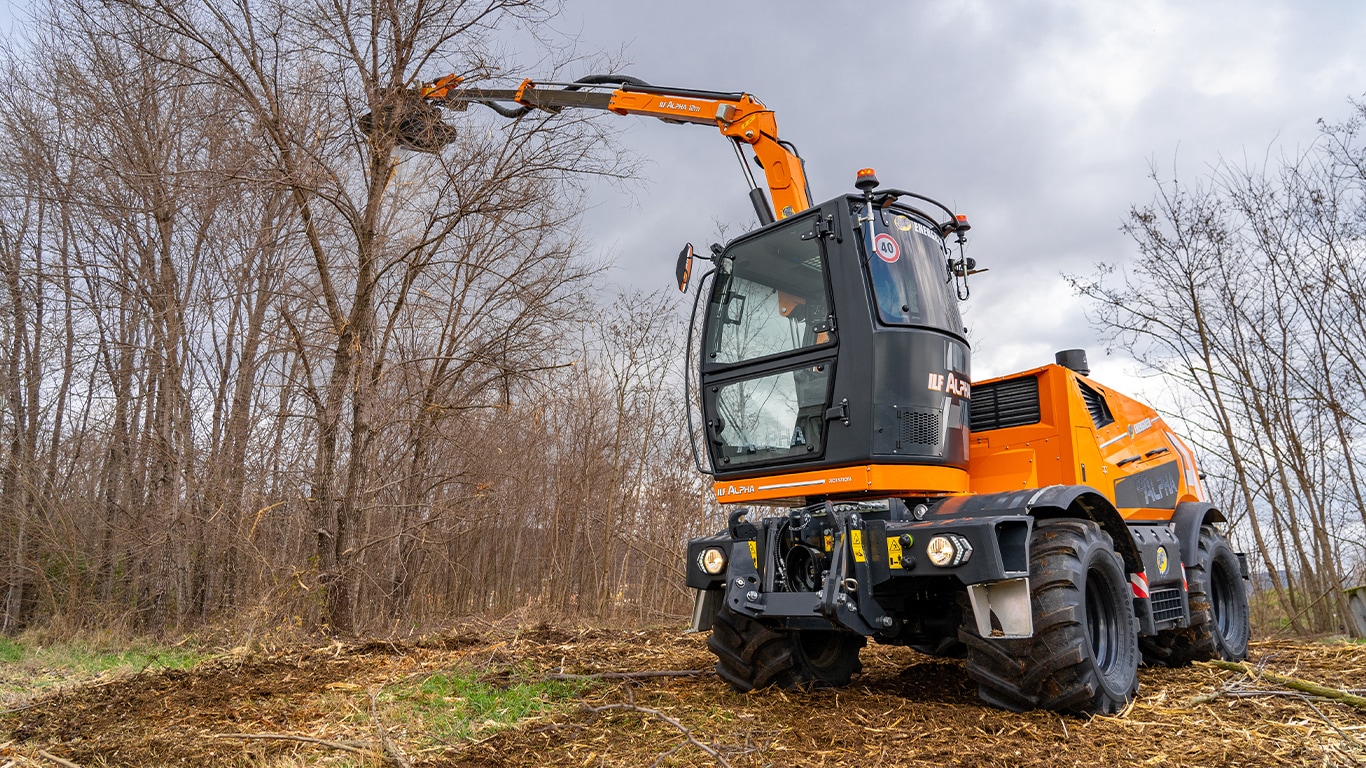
left=675, top=243, right=694, bottom=292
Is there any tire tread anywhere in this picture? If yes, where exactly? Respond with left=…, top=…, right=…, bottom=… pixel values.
left=962, top=519, right=1140, bottom=715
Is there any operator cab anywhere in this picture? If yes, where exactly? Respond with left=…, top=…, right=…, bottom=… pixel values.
left=694, top=182, right=975, bottom=499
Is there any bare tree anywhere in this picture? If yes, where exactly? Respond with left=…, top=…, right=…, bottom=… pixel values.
left=0, top=0, right=730, bottom=637
left=1074, top=118, right=1366, bottom=635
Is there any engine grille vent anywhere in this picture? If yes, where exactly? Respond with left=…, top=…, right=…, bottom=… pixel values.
left=969, top=376, right=1040, bottom=432
left=1077, top=380, right=1114, bottom=429
left=899, top=408, right=941, bottom=446
left=1151, top=588, right=1184, bottom=623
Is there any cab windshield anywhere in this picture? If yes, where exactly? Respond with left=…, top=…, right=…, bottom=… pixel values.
left=861, top=205, right=963, bottom=334
left=705, top=217, right=831, bottom=366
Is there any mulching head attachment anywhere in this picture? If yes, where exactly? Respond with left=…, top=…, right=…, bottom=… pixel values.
left=357, top=95, right=457, bottom=153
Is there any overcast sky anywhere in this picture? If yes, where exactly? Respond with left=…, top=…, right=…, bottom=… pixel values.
left=534, top=0, right=1366, bottom=403
left=2, top=0, right=1363, bottom=405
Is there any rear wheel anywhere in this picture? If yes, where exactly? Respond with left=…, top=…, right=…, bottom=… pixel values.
left=962, top=519, right=1140, bottom=714
left=707, top=605, right=865, bottom=691
left=1140, top=525, right=1250, bottom=666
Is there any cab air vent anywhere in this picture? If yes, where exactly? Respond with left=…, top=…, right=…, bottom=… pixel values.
left=900, top=408, right=941, bottom=446
left=969, top=376, right=1040, bottom=432
left=1077, top=380, right=1114, bottom=429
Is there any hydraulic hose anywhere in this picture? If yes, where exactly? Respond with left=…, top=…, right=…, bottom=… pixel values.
left=476, top=74, right=653, bottom=118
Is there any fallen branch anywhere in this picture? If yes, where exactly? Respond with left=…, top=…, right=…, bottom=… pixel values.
left=1202, top=660, right=1366, bottom=711
left=1183, top=684, right=1366, bottom=754
left=546, top=669, right=712, bottom=681
left=212, top=732, right=373, bottom=756
left=36, top=750, right=83, bottom=768
left=1182, top=691, right=1222, bottom=706
left=1296, top=692, right=1366, bottom=752
left=583, top=702, right=731, bottom=768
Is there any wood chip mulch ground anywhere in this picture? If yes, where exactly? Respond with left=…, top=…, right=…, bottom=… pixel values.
left=1, top=624, right=1363, bottom=767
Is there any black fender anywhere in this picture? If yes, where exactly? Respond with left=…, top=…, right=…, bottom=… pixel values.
left=931, top=485, right=1142, bottom=574
left=1170, top=501, right=1226, bottom=569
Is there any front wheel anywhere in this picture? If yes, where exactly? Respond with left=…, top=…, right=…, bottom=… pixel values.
left=1140, top=525, right=1250, bottom=666
left=707, top=605, right=865, bottom=691
left=963, top=519, right=1140, bottom=714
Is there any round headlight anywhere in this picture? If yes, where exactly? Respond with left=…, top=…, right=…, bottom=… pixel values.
left=700, top=547, right=727, bottom=575
left=925, top=535, right=958, bottom=567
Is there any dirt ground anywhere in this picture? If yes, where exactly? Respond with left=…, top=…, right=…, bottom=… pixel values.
left=2, top=624, right=1364, bottom=767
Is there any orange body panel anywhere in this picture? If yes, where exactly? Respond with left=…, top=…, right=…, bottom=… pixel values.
left=969, top=364, right=1204, bottom=521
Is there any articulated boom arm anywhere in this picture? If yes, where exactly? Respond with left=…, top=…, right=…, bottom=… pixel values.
left=419, top=74, right=812, bottom=222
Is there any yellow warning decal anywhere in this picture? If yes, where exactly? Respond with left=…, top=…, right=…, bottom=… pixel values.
left=851, top=530, right=866, bottom=563
left=887, top=536, right=903, bottom=569
left=823, top=534, right=832, bottom=552
left=748, top=540, right=758, bottom=568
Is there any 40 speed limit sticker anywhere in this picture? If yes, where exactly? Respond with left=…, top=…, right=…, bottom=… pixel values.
left=873, top=233, right=900, bottom=263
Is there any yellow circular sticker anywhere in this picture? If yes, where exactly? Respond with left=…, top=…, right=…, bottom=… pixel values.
left=1156, top=546, right=1169, bottom=574
left=893, top=214, right=913, bottom=231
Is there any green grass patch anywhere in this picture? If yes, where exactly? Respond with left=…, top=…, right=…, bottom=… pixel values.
left=378, top=669, right=589, bottom=743
left=0, top=636, right=204, bottom=704
left=29, top=641, right=200, bottom=675
left=0, top=637, right=22, bottom=663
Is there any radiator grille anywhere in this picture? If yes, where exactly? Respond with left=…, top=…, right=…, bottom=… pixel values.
left=1151, top=588, right=1184, bottom=623
left=900, top=408, right=940, bottom=446
left=969, top=376, right=1040, bottom=432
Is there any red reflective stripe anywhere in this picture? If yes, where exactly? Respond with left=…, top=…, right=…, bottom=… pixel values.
left=1130, top=571, right=1150, bottom=599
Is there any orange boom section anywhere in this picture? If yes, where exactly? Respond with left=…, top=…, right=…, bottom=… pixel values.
left=968, top=363, right=1205, bottom=521
left=417, top=75, right=812, bottom=221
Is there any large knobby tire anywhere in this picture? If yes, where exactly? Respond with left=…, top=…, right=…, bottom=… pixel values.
left=707, top=604, right=866, bottom=691
left=962, top=519, right=1140, bottom=715
left=1140, top=525, right=1250, bottom=666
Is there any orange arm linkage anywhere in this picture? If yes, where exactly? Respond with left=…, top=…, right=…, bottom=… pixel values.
left=420, top=75, right=812, bottom=219
left=517, top=81, right=812, bottom=219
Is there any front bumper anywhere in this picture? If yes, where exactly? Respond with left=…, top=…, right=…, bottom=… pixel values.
left=686, top=504, right=1034, bottom=638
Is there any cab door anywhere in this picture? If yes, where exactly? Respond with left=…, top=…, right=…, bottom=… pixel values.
left=701, top=211, right=839, bottom=473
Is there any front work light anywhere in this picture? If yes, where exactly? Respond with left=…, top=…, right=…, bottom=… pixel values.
left=700, top=547, right=727, bottom=575
left=926, top=534, right=973, bottom=568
